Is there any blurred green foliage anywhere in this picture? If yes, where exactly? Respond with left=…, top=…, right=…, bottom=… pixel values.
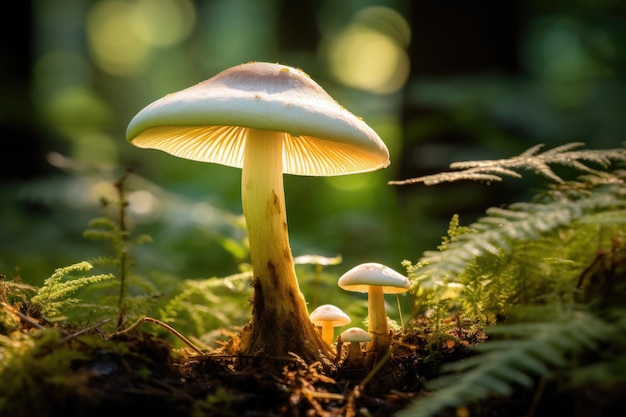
left=1, top=0, right=625, bottom=319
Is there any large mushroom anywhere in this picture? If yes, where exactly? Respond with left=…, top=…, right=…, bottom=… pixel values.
left=126, top=62, right=389, bottom=363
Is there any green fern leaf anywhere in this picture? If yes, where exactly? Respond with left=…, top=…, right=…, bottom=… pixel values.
left=158, top=271, right=252, bottom=342
left=29, top=262, right=114, bottom=318
left=412, top=187, right=626, bottom=289
left=397, top=312, right=614, bottom=417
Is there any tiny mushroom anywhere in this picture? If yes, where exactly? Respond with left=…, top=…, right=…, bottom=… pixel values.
left=338, top=262, right=410, bottom=365
left=339, top=327, right=371, bottom=368
left=309, top=304, right=351, bottom=346
left=126, top=62, right=389, bottom=363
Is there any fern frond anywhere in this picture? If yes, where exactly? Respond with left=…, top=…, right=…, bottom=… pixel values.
left=0, top=278, right=37, bottom=304
left=87, top=256, right=118, bottom=267
left=410, top=185, right=626, bottom=288
left=389, top=143, right=626, bottom=185
left=397, top=312, right=615, bottom=417
left=158, top=271, right=252, bottom=342
left=578, top=209, right=626, bottom=225
left=83, top=218, right=123, bottom=239
left=569, top=309, right=626, bottom=389
left=29, top=262, right=114, bottom=318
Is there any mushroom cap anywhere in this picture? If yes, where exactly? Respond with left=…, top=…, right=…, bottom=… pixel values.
left=338, top=262, right=410, bottom=294
left=340, top=327, right=372, bottom=343
left=126, top=61, right=390, bottom=177
left=293, top=254, right=342, bottom=266
left=309, top=304, right=351, bottom=327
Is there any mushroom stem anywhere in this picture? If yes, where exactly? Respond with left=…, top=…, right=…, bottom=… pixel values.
left=346, top=342, right=365, bottom=368
left=320, top=323, right=334, bottom=346
left=366, top=285, right=390, bottom=365
left=239, top=128, right=332, bottom=362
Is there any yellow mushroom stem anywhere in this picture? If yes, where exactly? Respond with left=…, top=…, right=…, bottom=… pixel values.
left=319, top=322, right=335, bottom=346
left=238, top=128, right=332, bottom=362
left=366, top=285, right=390, bottom=365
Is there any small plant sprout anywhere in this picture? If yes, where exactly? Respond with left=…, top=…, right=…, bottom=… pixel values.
left=126, top=62, right=389, bottom=363
left=309, top=304, right=351, bottom=346
left=338, top=262, right=410, bottom=366
left=338, top=327, right=371, bottom=369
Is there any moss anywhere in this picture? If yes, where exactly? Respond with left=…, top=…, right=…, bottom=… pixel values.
left=0, top=329, right=97, bottom=416
left=0, top=328, right=184, bottom=417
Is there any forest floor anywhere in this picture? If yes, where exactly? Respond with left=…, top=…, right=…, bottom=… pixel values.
left=4, top=313, right=626, bottom=417
left=0, top=316, right=487, bottom=417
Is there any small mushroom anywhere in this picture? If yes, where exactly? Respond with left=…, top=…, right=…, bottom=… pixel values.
left=126, top=62, right=389, bottom=363
left=338, top=262, right=410, bottom=365
left=309, top=304, right=351, bottom=345
left=294, top=254, right=343, bottom=306
left=339, top=327, right=371, bottom=368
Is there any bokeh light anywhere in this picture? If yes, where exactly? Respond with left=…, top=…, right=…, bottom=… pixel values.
left=322, top=6, right=411, bottom=94
left=127, top=189, right=160, bottom=222
left=132, top=0, right=196, bottom=47
left=86, top=0, right=196, bottom=76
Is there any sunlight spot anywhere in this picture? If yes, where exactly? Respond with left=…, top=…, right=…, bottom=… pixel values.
left=323, top=6, right=411, bottom=94
left=86, top=0, right=195, bottom=76
left=190, top=202, right=219, bottom=225
left=90, top=181, right=118, bottom=208
left=128, top=190, right=159, bottom=216
left=132, top=0, right=196, bottom=47
left=87, top=0, right=150, bottom=76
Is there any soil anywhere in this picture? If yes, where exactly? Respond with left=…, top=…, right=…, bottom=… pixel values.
left=0, top=318, right=485, bottom=417
left=5, top=312, right=626, bottom=417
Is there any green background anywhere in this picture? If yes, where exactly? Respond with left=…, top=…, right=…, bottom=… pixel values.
left=2, top=0, right=625, bottom=290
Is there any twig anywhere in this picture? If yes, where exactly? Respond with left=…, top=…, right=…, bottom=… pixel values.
left=113, top=170, right=132, bottom=314
left=113, top=315, right=205, bottom=355
left=357, top=342, right=401, bottom=390
left=344, top=385, right=360, bottom=417
left=58, top=319, right=112, bottom=343
left=1, top=301, right=44, bottom=329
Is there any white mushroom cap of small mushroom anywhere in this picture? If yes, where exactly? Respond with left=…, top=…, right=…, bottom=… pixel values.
left=337, top=262, right=410, bottom=365
left=309, top=304, right=351, bottom=345
left=339, top=327, right=372, bottom=367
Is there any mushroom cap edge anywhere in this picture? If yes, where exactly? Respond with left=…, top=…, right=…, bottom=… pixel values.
left=309, top=304, right=352, bottom=326
left=337, top=262, right=410, bottom=294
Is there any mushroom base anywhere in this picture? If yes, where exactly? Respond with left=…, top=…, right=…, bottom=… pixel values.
left=344, top=342, right=366, bottom=368
left=238, top=279, right=334, bottom=364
